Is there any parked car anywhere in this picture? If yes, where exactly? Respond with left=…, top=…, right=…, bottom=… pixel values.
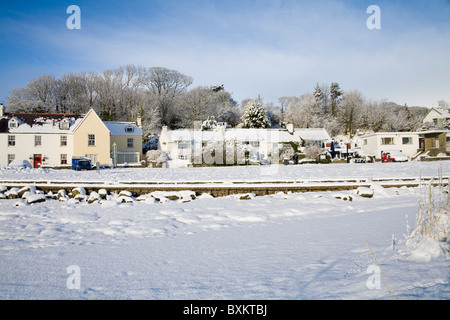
left=7, top=159, right=32, bottom=169
left=72, top=157, right=93, bottom=171
left=381, top=150, right=408, bottom=163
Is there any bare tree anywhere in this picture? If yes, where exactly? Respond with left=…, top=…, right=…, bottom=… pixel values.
left=284, top=93, right=316, bottom=128
left=337, top=90, right=364, bottom=138
left=177, top=86, right=214, bottom=128
left=143, top=67, right=193, bottom=127
left=7, top=74, right=57, bottom=113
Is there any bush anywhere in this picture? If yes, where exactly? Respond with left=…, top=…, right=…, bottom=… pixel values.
left=406, top=170, right=449, bottom=257
left=303, top=145, right=323, bottom=160
left=146, top=150, right=168, bottom=166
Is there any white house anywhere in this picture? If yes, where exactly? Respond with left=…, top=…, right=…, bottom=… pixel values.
left=423, top=106, right=450, bottom=126
left=159, top=124, right=331, bottom=168
left=360, top=130, right=449, bottom=160
left=360, top=132, right=420, bottom=160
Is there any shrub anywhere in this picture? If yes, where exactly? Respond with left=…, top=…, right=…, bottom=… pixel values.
left=146, top=150, right=168, bottom=165
left=406, top=170, right=449, bottom=257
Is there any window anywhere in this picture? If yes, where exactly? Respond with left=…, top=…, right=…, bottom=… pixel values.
left=178, top=155, right=188, bottom=160
left=127, top=138, right=134, bottom=148
left=60, top=154, right=68, bottom=165
left=34, top=135, right=42, bottom=147
left=7, top=154, right=15, bottom=165
left=85, top=154, right=98, bottom=163
left=8, top=120, right=17, bottom=129
left=125, top=126, right=134, bottom=133
left=402, top=137, right=413, bottom=145
left=59, top=120, right=70, bottom=130
left=88, top=134, right=95, bottom=146
left=178, top=141, right=191, bottom=149
left=363, top=139, right=368, bottom=145
left=8, top=135, right=15, bottom=147
left=60, top=135, right=67, bottom=147
left=117, top=153, right=139, bottom=164
left=381, top=137, right=394, bottom=145
left=308, top=140, right=323, bottom=146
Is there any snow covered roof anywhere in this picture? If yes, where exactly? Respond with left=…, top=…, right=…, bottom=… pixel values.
left=0, top=112, right=84, bottom=134
left=360, top=130, right=448, bottom=138
left=162, top=127, right=331, bottom=144
left=104, top=121, right=143, bottom=136
left=294, top=128, right=331, bottom=141
left=431, top=107, right=450, bottom=119
left=225, top=129, right=268, bottom=141
left=165, top=129, right=224, bottom=142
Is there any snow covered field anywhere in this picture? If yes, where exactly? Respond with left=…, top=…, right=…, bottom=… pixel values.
left=0, top=161, right=449, bottom=300
left=1, top=161, right=449, bottom=184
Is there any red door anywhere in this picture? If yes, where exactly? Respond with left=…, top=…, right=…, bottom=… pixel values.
left=33, top=155, right=42, bottom=168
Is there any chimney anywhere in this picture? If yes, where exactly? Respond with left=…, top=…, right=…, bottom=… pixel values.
left=0, top=103, right=4, bottom=117
left=287, top=123, right=294, bottom=134
left=136, top=116, right=142, bottom=127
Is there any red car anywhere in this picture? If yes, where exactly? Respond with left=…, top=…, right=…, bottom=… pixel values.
left=381, top=151, right=408, bottom=163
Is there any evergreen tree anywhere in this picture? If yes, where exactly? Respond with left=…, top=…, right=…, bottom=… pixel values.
left=330, top=82, right=343, bottom=117
left=241, top=98, right=270, bottom=129
left=313, top=83, right=323, bottom=103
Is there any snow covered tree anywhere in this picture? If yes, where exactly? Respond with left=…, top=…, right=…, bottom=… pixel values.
left=146, top=150, right=168, bottom=166
left=313, top=83, right=323, bottom=104
left=240, top=98, right=270, bottom=129
left=337, top=90, right=364, bottom=138
left=284, top=93, right=317, bottom=128
left=330, top=82, right=343, bottom=117
left=201, top=116, right=218, bottom=131
left=7, top=74, right=57, bottom=113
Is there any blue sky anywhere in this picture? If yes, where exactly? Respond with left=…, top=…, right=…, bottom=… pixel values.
left=1, top=0, right=449, bottom=108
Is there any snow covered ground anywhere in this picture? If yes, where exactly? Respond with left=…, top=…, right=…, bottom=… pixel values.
left=1, top=160, right=449, bottom=184
left=0, top=161, right=449, bottom=300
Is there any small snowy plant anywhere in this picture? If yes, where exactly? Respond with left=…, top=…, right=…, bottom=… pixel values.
left=303, top=144, right=323, bottom=160
left=406, top=171, right=449, bottom=257
left=146, top=150, right=168, bottom=166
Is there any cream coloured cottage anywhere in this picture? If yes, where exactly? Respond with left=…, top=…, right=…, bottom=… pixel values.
left=0, top=106, right=142, bottom=168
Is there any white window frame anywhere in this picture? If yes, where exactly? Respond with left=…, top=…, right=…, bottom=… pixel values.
left=34, top=135, right=42, bottom=147
left=381, top=137, right=394, bottom=145
left=8, top=135, right=15, bottom=147
left=8, top=119, right=18, bottom=129
left=60, top=135, right=68, bottom=147
left=60, top=154, right=68, bottom=165
left=88, top=134, right=95, bottom=146
left=402, top=137, right=413, bottom=145
left=59, top=120, right=70, bottom=130
left=7, top=154, right=15, bottom=165
left=178, top=141, right=191, bottom=149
